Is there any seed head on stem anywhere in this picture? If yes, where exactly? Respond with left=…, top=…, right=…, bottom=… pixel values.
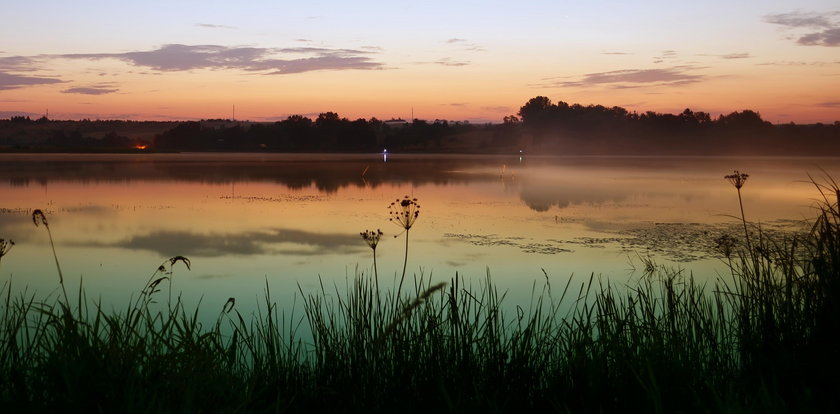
left=388, top=196, right=420, bottom=237
left=724, top=170, right=752, bottom=253
left=0, top=239, right=14, bottom=264
left=360, top=229, right=383, bottom=251
left=388, top=196, right=421, bottom=297
left=725, top=171, right=748, bottom=189
left=32, top=209, right=48, bottom=227
left=360, top=229, right=384, bottom=286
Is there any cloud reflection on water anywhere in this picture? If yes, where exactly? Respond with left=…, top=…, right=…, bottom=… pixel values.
left=70, top=228, right=366, bottom=258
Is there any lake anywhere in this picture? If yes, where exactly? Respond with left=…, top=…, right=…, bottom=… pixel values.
left=1, top=153, right=837, bottom=318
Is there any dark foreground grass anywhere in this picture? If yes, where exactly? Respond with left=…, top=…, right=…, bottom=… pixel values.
left=1, top=182, right=839, bottom=413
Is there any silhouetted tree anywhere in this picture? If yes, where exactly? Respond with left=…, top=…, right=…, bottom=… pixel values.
left=101, top=131, right=131, bottom=147
left=315, top=112, right=345, bottom=149
left=154, top=122, right=202, bottom=149
left=277, top=115, right=314, bottom=149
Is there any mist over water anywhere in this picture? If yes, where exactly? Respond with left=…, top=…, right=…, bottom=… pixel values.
left=1, top=153, right=837, bottom=317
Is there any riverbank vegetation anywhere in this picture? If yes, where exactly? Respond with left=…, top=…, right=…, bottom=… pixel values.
left=0, top=177, right=838, bottom=412
left=2, top=97, right=838, bottom=155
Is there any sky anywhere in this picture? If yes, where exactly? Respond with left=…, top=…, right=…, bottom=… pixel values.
left=0, top=0, right=838, bottom=123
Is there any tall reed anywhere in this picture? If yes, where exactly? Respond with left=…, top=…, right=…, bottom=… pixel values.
left=31, top=209, right=69, bottom=307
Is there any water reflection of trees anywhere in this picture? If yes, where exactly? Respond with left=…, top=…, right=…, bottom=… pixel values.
left=6, top=155, right=620, bottom=210
left=0, top=155, right=509, bottom=193
left=4, top=155, right=834, bottom=213
left=519, top=184, right=626, bottom=212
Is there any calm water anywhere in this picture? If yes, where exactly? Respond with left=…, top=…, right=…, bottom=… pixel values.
left=1, top=153, right=837, bottom=316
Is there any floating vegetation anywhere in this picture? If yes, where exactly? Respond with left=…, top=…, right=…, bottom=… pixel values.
left=444, top=233, right=524, bottom=248
left=446, top=219, right=808, bottom=262
left=520, top=242, right=573, bottom=254
left=613, top=220, right=808, bottom=262
left=220, top=194, right=326, bottom=203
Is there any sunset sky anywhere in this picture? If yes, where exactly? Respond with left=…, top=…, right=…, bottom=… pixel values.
left=1, top=0, right=838, bottom=123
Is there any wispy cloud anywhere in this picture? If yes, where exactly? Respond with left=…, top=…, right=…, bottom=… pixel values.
left=0, top=71, right=63, bottom=90
left=601, top=51, right=632, bottom=55
left=443, top=38, right=485, bottom=52
left=481, top=105, right=512, bottom=112
left=0, top=44, right=385, bottom=92
left=765, top=11, right=837, bottom=29
left=756, top=60, right=839, bottom=66
left=0, top=56, right=40, bottom=71
left=653, top=50, right=678, bottom=64
left=764, top=11, right=840, bottom=47
left=57, top=44, right=385, bottom=74
left=196, top=23, right=238, bottom=29
left=434, top=57, right=469, bottom=66
left=61, top=85, right=119, bottom=95
left=720, top=52, right=751, bottom=59
left=817, top=101, right=840, bottom=108
left=696, top=52, right=752, bottom=60
left=545, top=66, right=705, bottom=89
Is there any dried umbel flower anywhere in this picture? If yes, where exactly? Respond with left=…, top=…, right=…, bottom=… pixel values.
left=360, top=229, right=383, bottom=250
left=725, top=170, right=749, bottom=189
left=724, top=169, right=752, bottom=253
left=0, top=238, right=14, bottom=259
left=388, top=196, right=422, bottom=293
left=32, top=209, right=48, bottom=227
left=388, top=196, right=420, bottom=235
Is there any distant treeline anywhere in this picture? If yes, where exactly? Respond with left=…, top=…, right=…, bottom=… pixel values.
left=0, top=114, right=479, bottom=153
left=153, top=113, right=476, bottom=152
left=515, top=96, right=840, bottom=155
left=0, top=117, right=171, bottom=152
left=1, top=98, right=839, bottom=155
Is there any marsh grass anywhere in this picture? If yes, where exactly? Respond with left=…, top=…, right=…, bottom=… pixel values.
left=1, top=182, right=839, bottom=412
